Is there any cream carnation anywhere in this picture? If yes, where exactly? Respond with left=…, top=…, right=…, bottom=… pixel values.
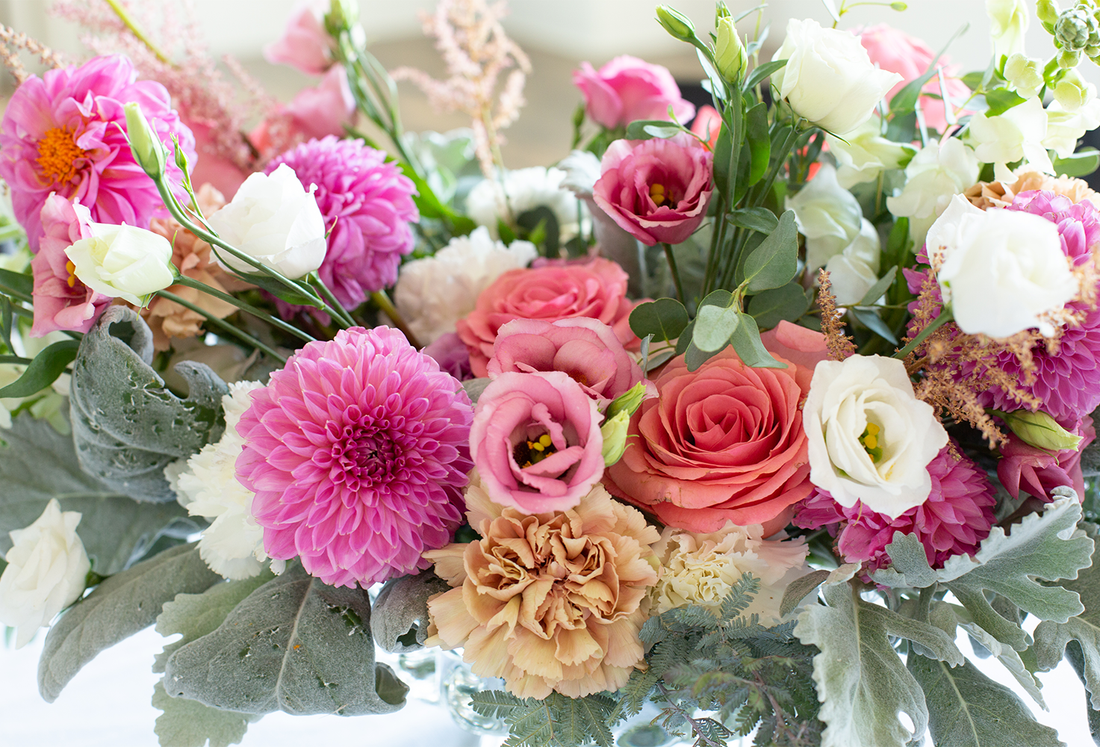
left=466, top=166, right=585, bottom=242
left=393, top=226, right=537, bottom=344
left=650, top=523, right=809, bottom=625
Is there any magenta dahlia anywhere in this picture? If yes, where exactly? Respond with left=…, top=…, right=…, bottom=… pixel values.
left=794, top=444, right=996, bottom=573
left=264, top=136, right=419, bottom=310
left=235, top=326, right=473, bottom=588
left=0, top=55, right=195, bottom=252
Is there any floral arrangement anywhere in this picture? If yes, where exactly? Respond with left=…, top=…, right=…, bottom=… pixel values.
left=2, top=0, right=1100, bottom=745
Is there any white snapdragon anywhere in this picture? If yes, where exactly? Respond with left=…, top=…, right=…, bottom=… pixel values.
left=208, top=164, right=327, bottom=280
left=0, top=499, right=90, bottom=648
left=826, top=117, right=915, bottom=189
left=1045, top=98, right=1100, bottom=158
left=65, top=223, right=174, bottom=306
left=771, top=18, right=902, bottom=136
left=393, top=227, right=537, bottom=344
left=1003, top=53, right=1044, bottom=99
left=466, top=166, right=585, bottom=242
left=803, top=355, right=948, bottom=518
left=968, top=97, right=1053, bottom=175
left=987, top=0, right=1030, bottom=56
left=886, top=138, right=980, bottom=245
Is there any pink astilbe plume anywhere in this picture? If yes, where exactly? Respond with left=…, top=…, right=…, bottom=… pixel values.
left=235, top=327, right=474, bottom=589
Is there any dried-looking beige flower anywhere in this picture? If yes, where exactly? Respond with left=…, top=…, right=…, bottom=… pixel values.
left=425, top=472, right=660, bottom=699
left=965, top=169, right=1100, bottom=210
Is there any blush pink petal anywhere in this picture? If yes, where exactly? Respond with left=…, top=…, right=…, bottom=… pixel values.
left=263, top=1, right=333, bottom=76
left=572, top=56, right=695, bottom=129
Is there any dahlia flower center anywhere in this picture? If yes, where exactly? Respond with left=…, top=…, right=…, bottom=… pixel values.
left=36, top=126, right=86, bottom=185
left=330, top=425, right=404, bottom=490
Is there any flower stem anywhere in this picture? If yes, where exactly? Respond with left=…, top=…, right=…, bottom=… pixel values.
left=663, top=242, right=685, bottom=304
left=170, top=274, right=316, bottom=344
left=156, top=290, right=287, bottom=365
left=894, top=308, right=953, bottom=360
left=103, top=0, right=172, bottom=64
left=370, top=290, right=421, bottom=349
left=308, top=273, right=356, bottom=329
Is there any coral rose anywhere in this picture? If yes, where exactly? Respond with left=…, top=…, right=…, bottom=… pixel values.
left=605, top=322, right=828, bottom=534
left=456, top=257, right=637, bottom=377
left=425, top=475, right=660, bottom=699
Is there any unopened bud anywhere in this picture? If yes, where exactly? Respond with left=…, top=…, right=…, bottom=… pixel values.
left=324, top=0, right=358, bottom=36
left=715, top=16, right=748, bottom=81
left=1037, top=0, right=1061, bottom=27
left=1004, top=53, right=1044, bottom=98
left=1000, top=409, right=1084, bottom=452
left=124, top=103, right=166, bottom=179
left=605, top=381, right=648, bottom=420
left=656, top=6, right=696, bottom=42
left=1054, top=68, right=1095, bottom=109
left=715, top=1, right=731, bottom=21
left=1059, top=47, right=1083, bottom=68
left=601, top=409, right=631, bottom=466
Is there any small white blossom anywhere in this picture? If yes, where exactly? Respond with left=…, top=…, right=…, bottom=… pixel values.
left=887, top=137, right=980, bottom=246
left=465, top=166, right=585, bottom=242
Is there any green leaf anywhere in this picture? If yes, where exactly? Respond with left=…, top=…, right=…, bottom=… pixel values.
left=872, top=532, right=941, bottom=589
left=693, top=290, right=739, bottom=352
left=163, top=563, right=407, bottom=716
left=743, top=59, right=787, bottom=91
left=741, top=210, right=798, bottom=293
left=779, top=570, right=831, bottom=618
left=729, top=313, right=785, bottom=368
left=745, top=102, right=770, bottom=186
left=908, top=655, right=1063, bottom=747
left=153, top=681, right=259, bottom=747
left=515, top=205, right=560, bottom=254
left=748, top=282, right=809, bottom=330
left=69, top=307, right=229, bottom=503
left=726, top=206, right=778, bottom=234
left=0, top=267, right=32, bottom=300
left=0, top=296, right=13, bottom=353
left=38, top=542, right=222, bottom=702
left=850, top=307, right=898, bottom=345
left=232, top=271, right=322, bottom=309
left=625, top=120, right=685, bottom=140
left=684, top=340, right=722, bottom=372
left=0, top=339, right=79, bottom=398
left=983, top=87, right=1029, bottom=117
left=712, top=116, right=734, bottom=197
left=629, top=298, right=690, bottom=343
left=1054, top=148, right=1100, bottom=178
left=370, top=571, right=450, bottom=653
left=857, top=265, right=898, bottom=306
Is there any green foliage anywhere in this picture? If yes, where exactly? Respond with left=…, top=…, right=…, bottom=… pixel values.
left=470, top=691, right=615, bottom=747
left=629, top=298, right=690, bottom=344
left=694, top=290, right=740, bottom=352
left=747, top=283, right=810, bottom=330
left=741, top=210, right=798, bottom=294
left=1054, top=147, right=1100, bottom=178
left=152, top=681, right=258, bottom=747
left=0, top=339, right=79, bottom=398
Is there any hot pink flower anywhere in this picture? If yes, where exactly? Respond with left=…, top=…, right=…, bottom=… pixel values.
left=605, top=322, right=829, bottom=534
left=456, top=257, right=637, bottom=377
left=235, top=326, right=474, bottom=588
left=593, top=133, right=713, bottom=246
left=0, top=55, right=196, bottom=251
left=30, top=194, right=110, bottom=336
left=487, top=318, right=643, bottom=405
left=263, top=0, right=334, bottom=76
left=573, top=56, right=695, bottom=130
left=997, top=415, right=1095, bottom=501
left=470, top=371, right=604, bottom=514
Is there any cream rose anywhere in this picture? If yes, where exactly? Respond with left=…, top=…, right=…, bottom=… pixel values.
left=207, top=163, right=327, bottom=280
left=64, top=223, right=174, bottom=306
left=771, top=18, right=902, bottom=135
left=0, top=499, right=90, bottom=648
left=803, top=355, right=948, bottom=518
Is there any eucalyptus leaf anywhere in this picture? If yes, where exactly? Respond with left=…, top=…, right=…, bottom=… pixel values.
left=729, top=313, right=785, bottom=368
left=684, top=340, right=721, bottom=372
left=163, top=564, right=407, bottom=716
left=153, top=681, right=259, bottom=747
left=69, top=307, right=228, bottom=503
left=747, top=282, right=809, bottom=328
left=625, top=120, right=685, bottom=140
left=371, top=571, right=450, bottom=653
left=1054, top=148, right=1100, bottom=178
left=39, top=542, right=221, bottom=702
left=726, top=207, right=778, bottom=234
left=693, top=290, right=738, bottom=352
left=742, top=210, right=798, bottom=294
left=629, top=298, right=690, bottom=344
left=0, top=339, right=79, bottom=398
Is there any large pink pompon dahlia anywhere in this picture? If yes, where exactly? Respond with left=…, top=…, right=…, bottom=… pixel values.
left=235, top=326, right=474, bottom=588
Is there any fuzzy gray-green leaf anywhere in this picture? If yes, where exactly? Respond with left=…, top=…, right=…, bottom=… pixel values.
left=152, top=681, right=258, bottom=747
left=371, top=571, right=450, bottom=653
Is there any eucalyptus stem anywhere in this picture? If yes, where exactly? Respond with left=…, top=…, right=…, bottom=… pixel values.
left=894, top=308, right=953, bottom=360
left=156, top=290, right=287, bottom=364
left=370, top=290, right=421, bottom=349
left=103, top=0, right=172, bottom=63
left=170, top=274, right=316, bottom=344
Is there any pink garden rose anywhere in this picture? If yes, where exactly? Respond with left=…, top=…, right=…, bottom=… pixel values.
left=593, top=132, right=714, bottom=246
left=605, top=322, right=829, bottom=534
left=456, top=257, right=637, bottom=377
left=487, top=318, right=643, bottom=405
left=263, top=0, right=334, bottom=76
left=30, top=194, right=110, bottom=336
left=573, top=56, right=695, bottom=130
left=470, top=371, right=604, bottom=514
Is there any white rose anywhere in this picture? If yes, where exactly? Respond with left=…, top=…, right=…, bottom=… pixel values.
left=466, top=166, right=585, bottom=242
left=824, top=219, right=882, bottom=306
left=64, top=223, right=174, bottom=306
left=208, top=163, right=327, bottom=280
left=786, top=164, right=864, bottom=272
left=772, top=18, right=902, bottom=136
left=887, top=137, right=980, bottom=246
left=826, top=117, right=915, bottom=189
left=987, top=0, right=1029, bottom=56
left=0, top=499, right=90, bottom=648
left=393, top=226, right=537, bottom=344
left=928, top=195, right=1077, bottom=338
left=968, top=97, right=1053, bottom=174
left=804, top=355, right=948, bottom=518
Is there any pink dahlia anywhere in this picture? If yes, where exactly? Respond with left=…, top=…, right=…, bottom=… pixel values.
left=264, top=136, right=419, bottom=310
left=235, top=326, right=473, bottom=588
left=0, top=55, right=195, bottom=252
left=794, top=445, right=996, bottom=573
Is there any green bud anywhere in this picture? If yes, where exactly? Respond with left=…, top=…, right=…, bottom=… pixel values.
left=1059, top=47, right=1083, bottom=68
left=715, top=1, right=731, bottom=21
left=601, top=409, right=631, bottom=466
left=715, top=16, right=748, bottom=81
left=124, top=103, right=166, bottom=179
left=605, top=381, right=648, bottom=420
left=1056, top=7, right=1100, bottom=51
left=890, top=2, right=907, bottom=9
left=1037, top=0, right=1061, bottom=26
left=999, top=409, right=1083, bottom=452
left=655, top=6, right=696, bottom=42
left=324, top=0, right=358, bottom=35
left=1054, top=68, right=1093, bottom=109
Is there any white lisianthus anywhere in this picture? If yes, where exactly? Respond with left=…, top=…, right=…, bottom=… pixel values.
left=771, top=18, right=902, bottom=135
left=786, top=164, right=864, bottom=272
left=0, top=499, right=90, bottom=648
left=887, top=138, right=980, bottom=245
left=826, top=117, right=916, bottom=188
left=64, top=223, right=174, bottom=306
left=824, top=219, right=882, bottom=306
left=987, top=0, right=1030, bottom=56
left=804, top=355, right=948, bottom=518
left=466, top=166, right=586, bottom=242
left=393, top=227, right=537, bottom=344
left=170, top=381, right=284, bottom=580
left=927, top=194, right=1077, bottom=338
left=649, top=522, right=809, bottom=624
left=208, top=163, right=327, bottom=280
left=968, top=97, right=1053, bottom=175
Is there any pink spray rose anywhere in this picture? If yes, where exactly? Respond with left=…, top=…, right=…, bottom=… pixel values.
left=456, top=257, right=638, bottom=377
left=573, top=56, right=695, bottom=130
left=605, top=322, right=829, bottom=534
left=30, top=194, right=111, bottom=336
left=263, top=0, right=334, bottom=76
left=470, top=371, right=605, bottom=514
left=593, top=132, right=714, bottom=246
left=487, top=318, right=643, bottom=405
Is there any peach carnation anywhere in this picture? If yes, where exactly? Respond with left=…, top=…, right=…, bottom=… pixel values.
left=965, top=170, right=1100, bottom=211
left=425, top=473, right=660, bottom=699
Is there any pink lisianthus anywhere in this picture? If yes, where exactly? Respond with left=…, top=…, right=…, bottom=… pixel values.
left=856, top=24, right=970, bottom=134
left=0, top=55, right=196, bottom=252
left=573, top=56, right=695, bottom=130
left=235, top=326, right=474, bottom=589
left=469, top=371, right=604, bottom=514
left=487, top=318, right=643, bottom=406
left=593, top=133, right=714, bottom=247
left=263, top=0, right=334, bottom=76
left=605, top=322, right=829, bottom=534
left=456, top=257, right=638, bottom=377
left=30, top=194, right=110, bottom=336
left=997, top=415, right=1095, bottom=501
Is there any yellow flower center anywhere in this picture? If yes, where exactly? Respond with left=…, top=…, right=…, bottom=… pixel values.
left=649, top=183, right=668, bottom=206
left=515, top=433, right=556, bottom=469
left=65, top=260, right=78, bottom=289
left=861, top=422, right=883, bottom=462
left=36, top=126, right=86, bottom=185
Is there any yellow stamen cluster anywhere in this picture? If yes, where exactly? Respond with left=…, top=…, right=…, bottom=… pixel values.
left=36, top=126, right=85, bottom=184
left=65, top=259, right=78, bottom=289
left=861, top=422, right=882, bottom=462
left=649, top=183, right=667, bottom=206
left=517, top=433, right=556, bottom=469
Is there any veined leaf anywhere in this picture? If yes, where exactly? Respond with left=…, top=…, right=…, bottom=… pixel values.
left=743, top=59, right=787, bottom=92
left=727, top=207, right=778, bottom=234
left=371, top=571, right=450, bottom=653
left=629, top=298, right=690, bottom=343
left=693, top=290, right=739, bottom=352
left=730, top=313, right=785, bottom=368
left=152, top=681, right=259, bottom=747
left=747, top=282, right=810, bottom=329
left=742, top=210, right=798, bottom=294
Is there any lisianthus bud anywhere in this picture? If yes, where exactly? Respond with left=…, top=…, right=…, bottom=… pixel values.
left=124, top=103, right=166, bottom=179
left=656, top=6, right=696, bottom=42
left=601, top=409, right=631, bottom=466
left=325, top=0, right=358, bottom=34
left=606, top=381, right=649, bottom=420
left=65, top=223, right=176, bottom=307
left=999, top=409, right=1084, bottom=451
left=715, top=17, right=748, bottom=81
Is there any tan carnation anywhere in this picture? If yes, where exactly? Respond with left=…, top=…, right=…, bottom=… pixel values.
left=141, top=184, right=252, bottom=350
left=425, top=472, right=660, bottom=699
left=965, top=170, right=1100, bottom=210
left=650, top=523, right=809, bottom=625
